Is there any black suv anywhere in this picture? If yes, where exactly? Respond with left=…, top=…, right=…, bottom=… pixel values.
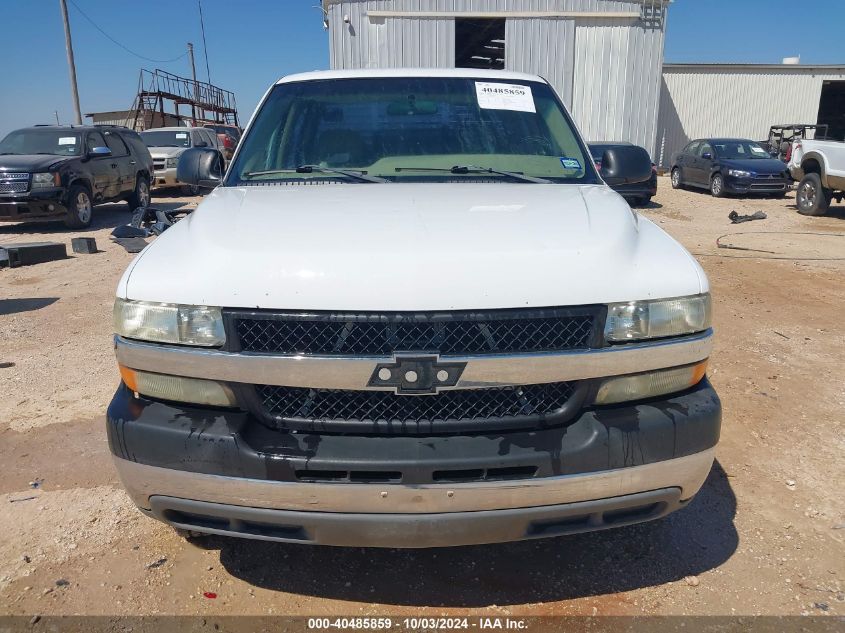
left=0, top=125, right=153, bottom=228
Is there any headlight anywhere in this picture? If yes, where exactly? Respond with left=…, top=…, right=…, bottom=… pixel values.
left=114, top=298, right=225, bottom=347
left=594, top=361, right=708, bottom=405
left=31, top=172, right=60, bottom=188
left=165, top=157, right=179, bottom=168
left=727, top=169, right=751, bottom=178
left=119, top=365, right=237, bottom=407
left=604, top=293, right=711, bottom=342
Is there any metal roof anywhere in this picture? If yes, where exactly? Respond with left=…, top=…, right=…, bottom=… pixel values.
left=664, top=63, right=845, bottom=72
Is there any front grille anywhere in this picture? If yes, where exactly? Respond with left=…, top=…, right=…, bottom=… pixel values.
left=256, top=381, right=578, bottom=432
left=153, top=160, right=166, bottom=171
left=0, top=181, right=28, bottom=194
left=749, top=173, right=787, bottom=190
left=0, top=173, right=29, bottom=194
left=231, top=307, right=600, bottom=356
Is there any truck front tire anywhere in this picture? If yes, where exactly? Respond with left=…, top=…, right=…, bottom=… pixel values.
left=64, top=184, right=93, bottom=229
left=796, top=173, right=832, bottom=216
left=128, top=176, right=150, bottom=209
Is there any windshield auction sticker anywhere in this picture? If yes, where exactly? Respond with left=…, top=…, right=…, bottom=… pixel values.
left=475, top=82, right=536, bottom=113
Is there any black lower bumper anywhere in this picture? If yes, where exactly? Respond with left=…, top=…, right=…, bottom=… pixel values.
left=107, top=381, right=720, bottom=546
left=723, top=174, right=788, bottom=194
left=0, top=193, right=67, bottom=221
left=107, top=379, right=720, bottom=486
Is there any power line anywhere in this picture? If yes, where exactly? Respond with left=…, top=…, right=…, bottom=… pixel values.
left=67, top=0, right=189, bottom=64
left=197, top=0, right=212, bottom=84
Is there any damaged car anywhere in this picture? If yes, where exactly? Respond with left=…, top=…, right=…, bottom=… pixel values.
left=0, top=125, right=152, bottom=228
left=109, top=69, right=720, bottom=548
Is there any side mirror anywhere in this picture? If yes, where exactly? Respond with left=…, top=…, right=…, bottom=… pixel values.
left=177, top=148, right=223, bottom=188
left=89, top=146, right=111, bottom=157
left=599, top=145, right=652, bottom=186
left=701, top=152, right=712, bottom=160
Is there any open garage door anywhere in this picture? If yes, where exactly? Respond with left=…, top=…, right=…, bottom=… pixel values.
left=818, top=80, right=845, bottom=141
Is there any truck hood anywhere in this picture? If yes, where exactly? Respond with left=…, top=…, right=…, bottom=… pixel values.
left=119, top=183, right=707, bottom=310
left=0, top=155, right=74, bottom=172
left=147, top=147, right=187, bottom=160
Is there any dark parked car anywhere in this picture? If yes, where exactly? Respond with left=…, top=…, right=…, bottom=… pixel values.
left=589, top=141, right=657, bottom=206
left=0, top=125, right=153, bottom=228
left=671, top=138, right=789, bottom=198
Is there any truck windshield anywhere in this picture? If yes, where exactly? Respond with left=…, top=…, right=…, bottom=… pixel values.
left=140, top=130, right=192, bottom=148
left=229, top=77, right=595, bottom=185
left=0, top=130, right=83, bottom=156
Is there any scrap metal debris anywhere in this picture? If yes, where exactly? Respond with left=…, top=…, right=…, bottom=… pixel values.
left=0, top=242, right=67, bottom=268
left=71, top=237, right=98, bottom=254
left=9, top=496, right=37, bottom=503
left=111, top=206, right=180, bottom=253
left=729, top=210, right=767, bottom=224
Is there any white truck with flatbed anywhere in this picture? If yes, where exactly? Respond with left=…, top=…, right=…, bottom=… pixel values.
left=789, top=138, right=845, bottom=215
left=108, top=69, right=720, bottom=548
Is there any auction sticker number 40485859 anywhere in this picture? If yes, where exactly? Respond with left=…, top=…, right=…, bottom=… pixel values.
left=307, top=617, right=529, bottom=630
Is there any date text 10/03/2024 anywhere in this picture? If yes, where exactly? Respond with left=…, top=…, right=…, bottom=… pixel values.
left=306, top=617, right=529, bottom=630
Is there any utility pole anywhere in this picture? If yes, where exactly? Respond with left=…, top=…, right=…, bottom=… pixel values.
left=59, top=0, right=82, bottom=125
left=187, top=42, right=198, bottom=125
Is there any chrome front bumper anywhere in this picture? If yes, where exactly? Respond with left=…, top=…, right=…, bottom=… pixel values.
left=152, top=167, right=180, bottom=187
left=114, top=449, right=714, bottom=547
left=115, top=449, right=714, bottom=514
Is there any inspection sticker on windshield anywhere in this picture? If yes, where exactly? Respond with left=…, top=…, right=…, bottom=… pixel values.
left=750, top=146, right=768, bottom=156
left=176, top=132, right=188, bottom=139
left=560, top=157, right=582, bottom=170
left=475, top=82, right=536, bottom=113
left=58, top=137, right=76, bottom=145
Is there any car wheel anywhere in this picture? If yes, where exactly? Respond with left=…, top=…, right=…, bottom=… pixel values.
left=182, top=183, right=201, bottom=196
left=796, top=173, right=832, bottom=216
left=128, top=175, right=150, bottom=209
left=670, top=167, right=682, bottom=189
left=710, top=173, right=726, bottom=198
left=64, top=184, right=93, bottom=229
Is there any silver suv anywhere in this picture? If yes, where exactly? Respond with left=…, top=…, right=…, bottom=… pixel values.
left=140, top=127, right=222, bottom=195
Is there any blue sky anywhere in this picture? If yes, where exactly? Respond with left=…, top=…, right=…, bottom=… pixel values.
left=0, top=0, right=843, bottom=138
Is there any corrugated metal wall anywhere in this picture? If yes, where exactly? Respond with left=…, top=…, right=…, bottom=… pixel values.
left=326, top=0, right=667, bottom=156
left=656, top=65, right=845, bottom=167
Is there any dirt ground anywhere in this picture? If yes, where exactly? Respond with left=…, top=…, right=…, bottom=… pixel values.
left=0, top=180, right=843, bottom=618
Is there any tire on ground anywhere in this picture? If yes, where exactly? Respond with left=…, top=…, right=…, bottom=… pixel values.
left=710, top=173, right=726, bottom=198
left=796, top=172, right=832, bottom=216
left=127, top=175, right=150, bottom=209
left=671, top=167, right=682, bottom=189
left=64, top=183, right=94, bottom=229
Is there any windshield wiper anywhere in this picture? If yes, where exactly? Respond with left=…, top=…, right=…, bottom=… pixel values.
left=244, top=165, right=387, bottom=183
left=394, top=164, right=551, bottom=184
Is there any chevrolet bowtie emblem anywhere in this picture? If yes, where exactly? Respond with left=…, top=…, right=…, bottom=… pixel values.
left=368, top=354, right=467, bottom=395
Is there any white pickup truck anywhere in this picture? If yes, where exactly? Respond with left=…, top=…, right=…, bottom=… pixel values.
left=107, top=69, right=720, bottom=548
left=789, top=138, right=845, bottom=215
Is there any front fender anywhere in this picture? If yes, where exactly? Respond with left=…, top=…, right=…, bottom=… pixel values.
left=800, top=151, right=830, bottom=186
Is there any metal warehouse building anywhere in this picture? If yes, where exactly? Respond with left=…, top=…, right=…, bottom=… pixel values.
left=322, top=0, right=669, bottom=155
left=655, top=63, right=845, bottom=167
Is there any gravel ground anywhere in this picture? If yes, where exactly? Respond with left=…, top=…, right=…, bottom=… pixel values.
left=0, top=180, right=843, bottom=617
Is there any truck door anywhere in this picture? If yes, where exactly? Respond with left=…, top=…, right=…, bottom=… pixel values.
left=102, top=130, right=134, bottom=197
left=85, top=131, right=118, bottom=200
